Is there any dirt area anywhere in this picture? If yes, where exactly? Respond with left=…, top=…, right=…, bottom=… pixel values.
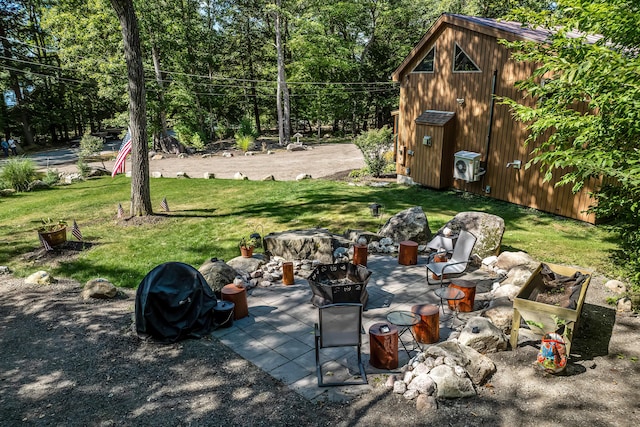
left=5, top=142, right=640, bottom=425
left=49, top=142, right=367, bottom=182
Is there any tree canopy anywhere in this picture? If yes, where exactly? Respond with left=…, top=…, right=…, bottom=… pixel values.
left=502, top=0, right=640, bottom=285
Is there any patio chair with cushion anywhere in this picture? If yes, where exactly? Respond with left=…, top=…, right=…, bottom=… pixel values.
left=314, top=303, right=367, bottom=387
left=426, top=229, right=477, bottom=287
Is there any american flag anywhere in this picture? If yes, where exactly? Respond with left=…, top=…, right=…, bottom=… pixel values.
left=72, top=220, right=82, bottom=241
left=111, top=129, right=132, bottom=177
left=160, top=197, right=169, bottom=212
left=117, top=203, right=124, bottom=218
left=39, top=234, right=53, bottom=251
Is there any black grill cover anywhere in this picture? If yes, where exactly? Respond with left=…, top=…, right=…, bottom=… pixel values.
left=135, top=262, right=218, bottom=343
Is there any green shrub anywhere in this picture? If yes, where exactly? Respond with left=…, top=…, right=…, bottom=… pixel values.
left=236, top=116, right=259, bottom=140
left=76, top=158, right=90, bottom=178
left=235, top=134, right=254, bottom=152
left=42, top=169, right=61, bottom=186
left=354, top=126, right=393, bottom=177
left=0, top=158, right=36, bottom=191
left=79, top=131, right=104, bottom=158
left=190, top=132, right=205, bottom=150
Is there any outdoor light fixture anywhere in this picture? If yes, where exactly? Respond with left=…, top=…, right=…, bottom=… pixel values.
left=369, top=203, right=383, bottom=217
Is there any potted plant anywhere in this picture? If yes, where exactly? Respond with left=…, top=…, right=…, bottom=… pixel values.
left=239, top=236, right=258, bottom=258
left=38, top=219, right=67, bottom=247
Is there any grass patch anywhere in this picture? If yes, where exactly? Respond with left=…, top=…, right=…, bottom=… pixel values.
left=0, top=176, right=620, bottom=288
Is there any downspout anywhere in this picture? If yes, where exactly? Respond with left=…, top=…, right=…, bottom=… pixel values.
left=481, top=70, right=498, bottom=181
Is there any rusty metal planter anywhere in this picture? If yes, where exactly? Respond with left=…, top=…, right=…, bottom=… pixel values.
left=510, top=262, right=591, bottom=356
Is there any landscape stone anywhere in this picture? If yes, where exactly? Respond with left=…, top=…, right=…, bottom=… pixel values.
left=151, top=171, right=163, bottom=178
left=176, top=172, right=189, bottom=178
left=617, top=298, right=632, bottom=312
left=457, top=317, right=508, bottom=353
left=25, top=271, right=56, bottom=285
left=407, top=373, right=436, bottom=395
left=482, top=296, right=514, bottom=334
left=234, top=172, right=248, bottom=180
left=439, top=212, right=505, bottom=259
left=415, top=394, right=438, bottom=412
left=422, top=341, right=496, bottom=385
left=28, top=180, right=49, bottom=191
left=393, top=380, right=407, bottom=394
left=296, top=173, right=312, bottom=181
left=227, top=255, right=266, bottom=274
left=504, top=265, right=536, bottom=286
left=203, top=172, right=215, bottom=179
left=403, top=389, right=420, bottom=400
left=378, top=206, right=432, bottom=244
left=493, top=283, right=521, bottom=300
left=428, top=364, right=476, bottom=398
left=263, top=228, right=351, bottom=264
left=605, top=280, right=626, bottom=294
left=494, top=251, right=539, bottom=271
left=262, top=175, right=275, bottom=181
left=197, top=258, right=238, bottom=293
left=82, top=278, right=118, bottom=299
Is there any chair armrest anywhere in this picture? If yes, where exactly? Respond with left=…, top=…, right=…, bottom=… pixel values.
left=441, top=260, right=469, bottom=275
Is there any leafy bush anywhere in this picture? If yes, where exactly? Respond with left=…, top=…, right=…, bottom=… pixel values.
left=76, top=158, right=90, bottom=178
left=0, top=158, right=36, bottom=191
left=235, top=134, right=254, bottom=152
left=236, top=116, right=259, bottom=140
left=42, top=169, right=60, bottom=186
left=353, top=126, right=393, bottom=177
left=79, top=131, right=104, bottom=158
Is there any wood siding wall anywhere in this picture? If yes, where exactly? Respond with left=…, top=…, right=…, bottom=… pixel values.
left=396, top=23, right=597, bottom=223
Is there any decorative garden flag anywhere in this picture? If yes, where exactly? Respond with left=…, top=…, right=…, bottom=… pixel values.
left=72, top=220, right=82, bottom=241
left=160, top=197, right=169, bottom=212
left=117, top=203, right=124, bottom=218
left=39, top=234, right=53, bottom=251
left=111, top=128, right=132, bottom=177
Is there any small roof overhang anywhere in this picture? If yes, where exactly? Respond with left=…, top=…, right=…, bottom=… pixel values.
left=415, top=110, right=455, bottom=126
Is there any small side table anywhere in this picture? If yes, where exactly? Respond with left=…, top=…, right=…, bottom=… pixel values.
left=221, top=284, right=249, bottom=320
left=434, top=287, right=464, bottom=318
left=369, top=322, right=398, bottom=370
left=411, top=304, right=440, bottom=344
left=386, top=311, right=422, bottom=357
left=449, top=281, right=477, bottom=312
left=353, top=244, right=368, bottom=267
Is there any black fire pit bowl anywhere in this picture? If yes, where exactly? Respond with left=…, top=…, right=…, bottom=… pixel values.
left=307, top=262, right=371, bottom=308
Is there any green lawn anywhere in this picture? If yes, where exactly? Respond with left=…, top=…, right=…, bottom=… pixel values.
left=0, top=176, right=621, bottom=288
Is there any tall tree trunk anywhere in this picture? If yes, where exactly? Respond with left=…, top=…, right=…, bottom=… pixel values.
left=275, top=0, right=290, bottom=145
left=110, top=0, right=152, bottom=216
left=151, top=43, right=169, bottom=138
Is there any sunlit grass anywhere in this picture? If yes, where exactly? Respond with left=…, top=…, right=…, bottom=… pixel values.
left=0, top=175, right=620, bottom=288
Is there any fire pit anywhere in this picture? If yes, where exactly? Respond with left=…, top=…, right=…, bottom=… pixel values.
left=307, top=263, right=371, bottom=308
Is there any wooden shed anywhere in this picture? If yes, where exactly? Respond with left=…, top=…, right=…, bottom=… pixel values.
left=391, top=14, right=598, bottom=223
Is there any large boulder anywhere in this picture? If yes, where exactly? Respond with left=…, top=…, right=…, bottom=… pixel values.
left=378, top=206, right=432, bottom=244
left=263, top=228, right=351, bottom=264
left=428, top=365, right=476, bottom=398
left=421, top=341, right=496, bottom=386
left=227, top=254, right=266, bottom=274
left=82, top=278, right=118, bottom=300
left=438, top=212, right=504, bottom=259
left=198, top=258, right=238, bottom=293
left=457, top=317, right=508, bottom=353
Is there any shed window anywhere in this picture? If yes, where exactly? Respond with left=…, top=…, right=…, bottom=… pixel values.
left=412, top=47, right=435, bottom=73
left=453, top=44, right=480, bottom=72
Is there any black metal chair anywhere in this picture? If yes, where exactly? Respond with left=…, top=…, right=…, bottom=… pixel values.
left=314, top=303, right=367, bottom=387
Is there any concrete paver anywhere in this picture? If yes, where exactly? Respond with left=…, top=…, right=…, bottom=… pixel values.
left=215, top=254, right=460, bottom=402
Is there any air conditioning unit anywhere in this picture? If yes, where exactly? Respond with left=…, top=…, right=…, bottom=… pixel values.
left=454, top=151, right=481, bottom=182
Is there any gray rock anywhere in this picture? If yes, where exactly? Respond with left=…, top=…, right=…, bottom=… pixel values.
left=504, top=265, right=535, bottom=286
left=439, top=212, right=505, bottom=259
left=493, top=284, right=521, bottom=300
left=617, top=298, right=633, bottom=312
left=385, top=375, right=396, bottom=389
left=152, top=154, right=164, bottom=160
left=0, top=266, right=10, bottom=274
left=25, top=271, right=56, bottom=285
left=227, top=255, right=265, bottom=274
left=263, top=229, right=351, bottom=264
left=415, top=394, right=438, bottom=412
left=482, top=297, right=514, bottom=334
left=234, top=172, right=248, bottom=180
left=457, top=317, right=508, bottom=353
left=605, top=280, right=627, bottom=294
left=393, top=380, right=407, bottom=394
left=151, top=171, right=163, bottom=178
left=422, top=341, right=496, bottom=386
left=296, top=173, right=312, bottom=181
left=378, top=206, right=432, bottom=244
left=495, top=251, right=539, bottom=271
left=428, top=365, right=476, bottom=398
left=407, top=373, right=436, bottom=395
left=198, top=258, right=238, bottom=293
left=262, top=175, right=275, bottom=181
left=82, top=278, right=118, bottom=299
left=203, top=172, right=215, bottom=179
left=176, top=172, right=189, bottom=178
left=403, top=389, right=420, bottom=400
left=287, top=143, right=306, bottom=151
left=28, top=180, right=50, bottom=191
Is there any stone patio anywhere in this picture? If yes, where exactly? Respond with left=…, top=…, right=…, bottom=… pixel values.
left=212, top=254, right=496, bottom=403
